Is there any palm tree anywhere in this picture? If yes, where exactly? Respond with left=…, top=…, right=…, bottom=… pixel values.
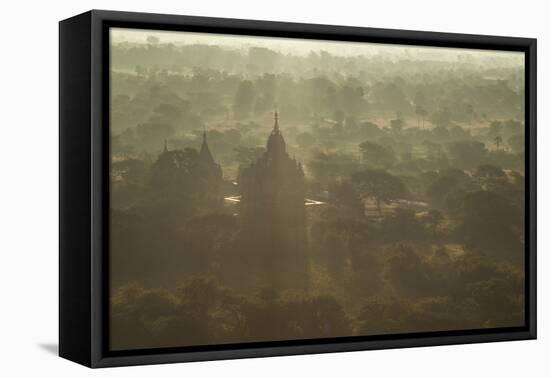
left=415, top=105, right=428, bottom=129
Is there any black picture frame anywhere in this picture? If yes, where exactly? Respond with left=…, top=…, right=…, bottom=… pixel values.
left=59, top=9, right=537, bottom=368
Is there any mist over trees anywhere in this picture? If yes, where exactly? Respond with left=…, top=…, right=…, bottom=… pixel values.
left=109, top=31, right=525, bottom=350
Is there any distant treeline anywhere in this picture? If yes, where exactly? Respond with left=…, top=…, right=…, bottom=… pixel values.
left=110, top=41, right=524, bottom=133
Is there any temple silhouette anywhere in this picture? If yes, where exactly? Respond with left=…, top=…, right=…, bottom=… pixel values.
left=237, top=111, right=310, bottom=290
left=149, top=113, right=310, bottom=291
left=151, top=131, right=223, bottom=208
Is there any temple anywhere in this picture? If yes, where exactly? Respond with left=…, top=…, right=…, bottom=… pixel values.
left=151, top=132, right=223, bottom=208
left=237, top=111, right=309, bottom=290
left=199, top=130, right=216, bottom=165
left=239, top=110, right=305, bottom=209
left=196, top=130, right=223, bottom=205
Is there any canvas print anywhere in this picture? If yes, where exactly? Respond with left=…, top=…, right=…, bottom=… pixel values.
left=109, top=28, right=526, bottom=351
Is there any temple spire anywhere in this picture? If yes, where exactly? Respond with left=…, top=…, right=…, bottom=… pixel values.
left=199, top=128, right=215, bottom=164
left=273, top=107, right=280, bottom=132
left=266, top=108, right=287, bottom=158
left=163, top=138, right=168, bottom=153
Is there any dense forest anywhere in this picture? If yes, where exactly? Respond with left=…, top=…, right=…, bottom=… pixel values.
left=109, top=31, right=525, bottom=350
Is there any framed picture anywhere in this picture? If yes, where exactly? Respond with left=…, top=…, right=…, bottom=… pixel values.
left=59, top=10, right=536, bottom=368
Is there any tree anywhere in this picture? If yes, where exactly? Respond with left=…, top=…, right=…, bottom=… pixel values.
left=415, top=105, right=428, bottom=129
left=135, top=122, right=175, bottom=152
left=494, top=135, right=503, bottom=151
left=425, top=169, right=472, bottom=209
left=351, top=169, right=409, bottom=216
left=475, top=164, right=506, bottom=180
left=431, top=107, right=452, bottom=128
left=233, top=146, right=265, bottom=165
left=382, top=208, right=426, bottom=242
left=357, top=121, right=384, bottom=139
left=233, top=80, right=255, bottom=119
left=421, top=140, right=444, bottom=160
left=328, top=180, right=364, bottom=217
left=456, top=190, right=522, bottom=263
left=384, top=244, right=437, bottom=297
left=370, top=82, right=411, bottom=116
left=507, top=134, right=525, bottom=154
left=146, top=35, right=160, bottom=45
left=390, top=118, right=404, bottom=134
left=448, top=140, right=488, bottom=168
left=502, top=120, right=523, bottom=135
left=489, top=121, right=503, bottom=137
left=344, top=115, right=358, bottom=132
left=309, top=151, right=360, bottom=187
left=248, top=47, right=279, bottom=72
left=340, top=85, right=366, bottom=116
left=424, top=209, right=444, bottom=236
left=359, top=141, right=396, bottom=169
left=135, top=65, right=146, bottom=76
left=296, top=132, right=316, bottom=149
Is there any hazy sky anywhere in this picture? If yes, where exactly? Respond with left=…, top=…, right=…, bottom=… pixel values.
left=111, top=27, right=523, bottom=66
